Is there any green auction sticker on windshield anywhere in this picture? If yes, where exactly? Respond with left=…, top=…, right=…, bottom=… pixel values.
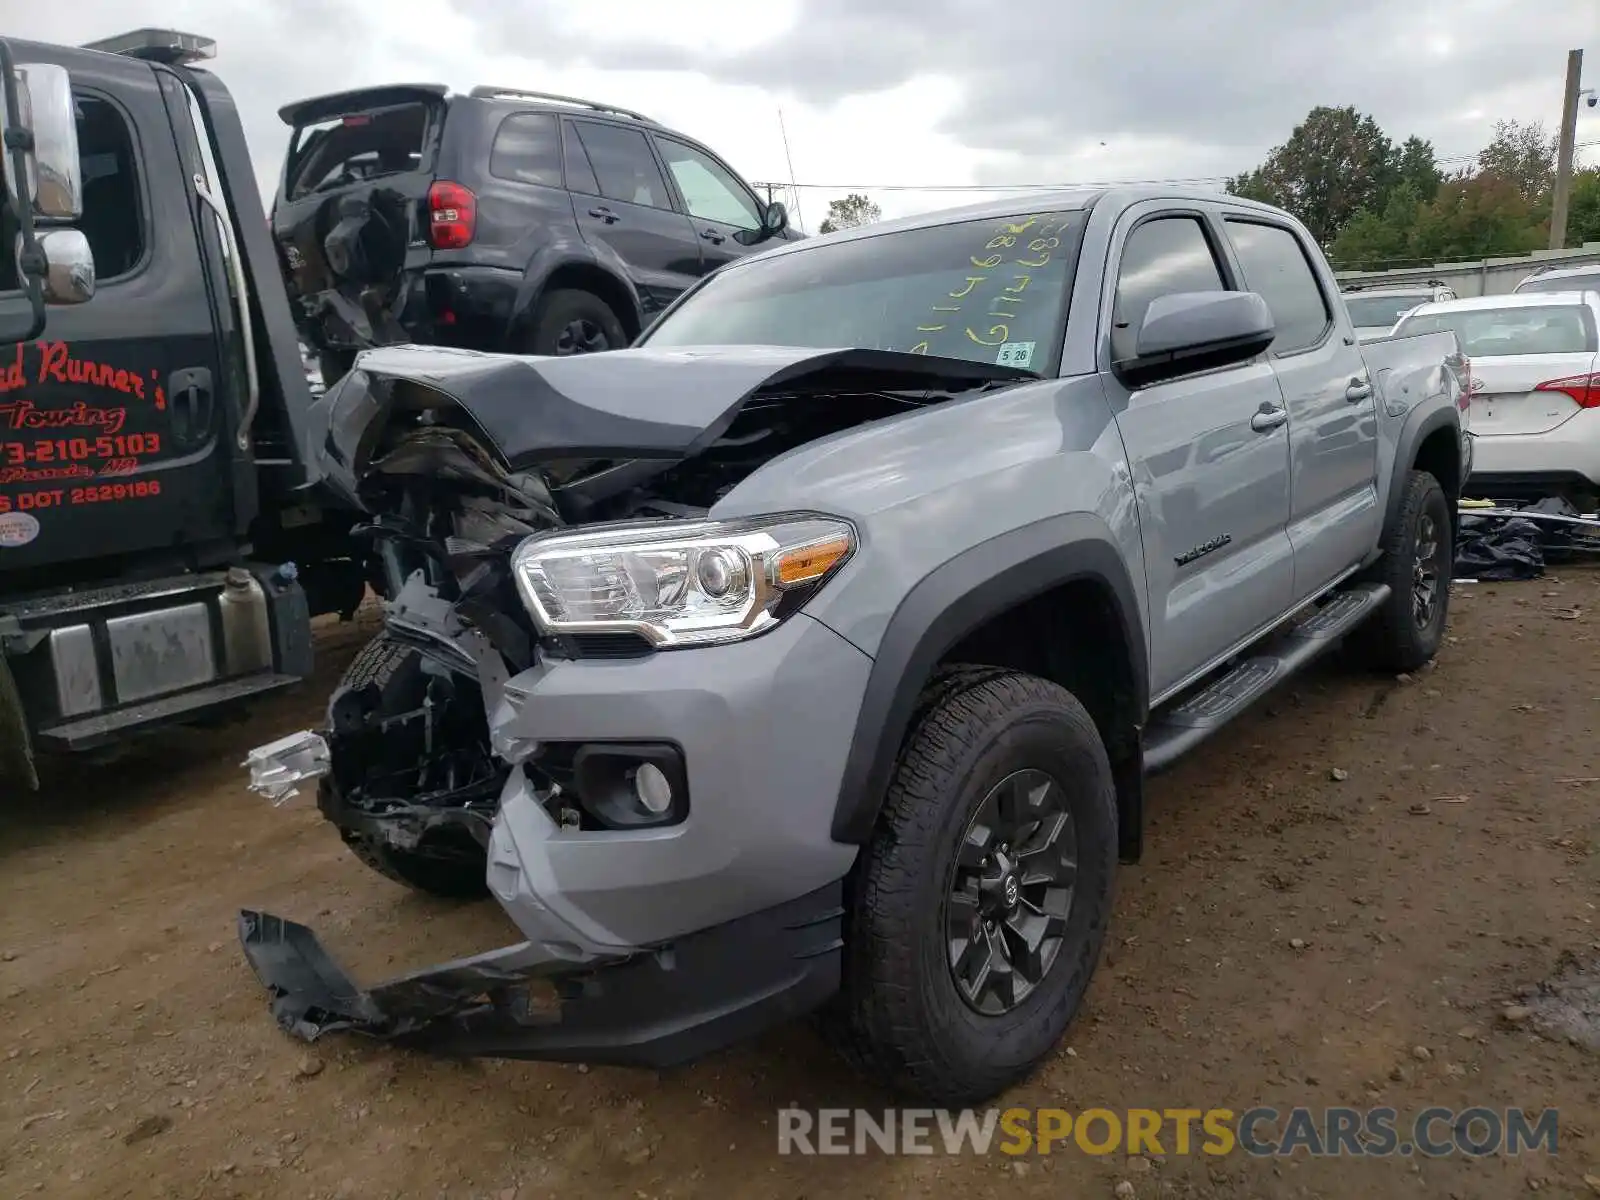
left=996, top=342, right=1035, bottom=368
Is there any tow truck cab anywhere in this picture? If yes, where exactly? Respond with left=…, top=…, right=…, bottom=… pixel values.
left=0, top=30, right=358, bottom=788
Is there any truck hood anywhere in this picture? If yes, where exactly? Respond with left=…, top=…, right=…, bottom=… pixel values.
left=308, top=342, right=1034, bottom=491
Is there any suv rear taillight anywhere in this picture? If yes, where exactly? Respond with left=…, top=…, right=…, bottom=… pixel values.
left=427, top=181, right=476, bottom=250
left=1534, top=373, right=1600, bottom=409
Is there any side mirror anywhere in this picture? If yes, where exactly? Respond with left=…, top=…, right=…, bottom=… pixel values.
left=1115, top=290, right=1275, bottom=388
left=34, top=228, right=94, bottom=304
left=762, top=200, right=788, bottom=237
left=1, top=62, right=82, bottom=220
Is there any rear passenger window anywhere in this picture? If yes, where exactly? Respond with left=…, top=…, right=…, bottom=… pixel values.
left=489, top=113, right=563, bottom=188
left=1224, top=220, right=1331, bottom=354
left=76, top=94, right=145, bottom=280
left=570, top=121, right=672, bottom=211
left=1112, top=216, right=1226, bottom=363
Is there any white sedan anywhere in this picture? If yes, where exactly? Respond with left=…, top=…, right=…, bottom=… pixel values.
left=1391, top=292, right=1600, bottom=505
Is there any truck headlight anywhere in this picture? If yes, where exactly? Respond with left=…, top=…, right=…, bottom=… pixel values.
left=510, top=514, right=855, bottom=648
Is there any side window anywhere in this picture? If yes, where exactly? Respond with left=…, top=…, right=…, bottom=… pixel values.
left=570, top=121, right=672, bottom=211
left=654, top=137, right=762, bottom=229
left=561, top=120, right=599, bottom=195
left=1223, top=219, right=1331, bottom=354
left=1111, top=215, right=1226, bottom=363
left=76, top=93, right=145, bottom=280
left=489, top=113, right=562, bottom=188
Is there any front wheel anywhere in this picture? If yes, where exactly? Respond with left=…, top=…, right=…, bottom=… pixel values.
left=825, top=669, right=1118, bottom=1105
left=1353, top=468, right=1453, bottom=673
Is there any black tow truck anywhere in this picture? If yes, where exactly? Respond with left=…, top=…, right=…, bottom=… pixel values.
left=0, top=29, right=371, bottom=789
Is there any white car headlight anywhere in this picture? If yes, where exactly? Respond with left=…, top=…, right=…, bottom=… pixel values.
left=510, top=514, right=856, bottom=648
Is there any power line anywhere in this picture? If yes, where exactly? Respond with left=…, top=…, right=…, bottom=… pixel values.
left=753, top=139, right=1600, bottom=195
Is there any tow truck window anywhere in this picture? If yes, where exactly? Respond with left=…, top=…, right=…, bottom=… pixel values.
left=76, top=94, right=144, bottom=280
left=285, top=103, right=429, bottom=200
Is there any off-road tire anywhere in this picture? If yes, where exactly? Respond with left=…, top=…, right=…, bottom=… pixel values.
left=322, top=636, right=489, bottom=900
left=1353, top=468, right=1452, bottom=673
left=823, top=668, right=1118, bottom=1105
left=337, top=827, right=487, bottom=899
left=524, top=288, right=627, bottom=356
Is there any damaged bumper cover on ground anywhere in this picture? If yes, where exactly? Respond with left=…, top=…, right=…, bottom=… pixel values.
left=238, top=881, right=843, bottom=1067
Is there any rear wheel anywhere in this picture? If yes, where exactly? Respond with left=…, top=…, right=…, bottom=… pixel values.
left=1353, top=468, right=1453, bottom=672
left=524, top=288, right=627, bottom=356
left=824, top=669, right=1118, bottom=1104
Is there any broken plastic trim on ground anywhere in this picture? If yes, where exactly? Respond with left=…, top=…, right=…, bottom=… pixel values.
left=1454, top=498, right=1600, bottom=582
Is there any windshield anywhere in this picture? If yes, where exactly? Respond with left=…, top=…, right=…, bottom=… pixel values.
left=1516, top=269, right=1600, bottom=294
left=1343, top=294, right=1432, bottom=328
left=1394, top=304, right=1598, bottom=356
left=639, top=209, right=1087, bottom=374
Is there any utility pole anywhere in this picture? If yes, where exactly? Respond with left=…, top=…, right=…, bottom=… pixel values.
left=1549, top=47, right=1584, bottom=251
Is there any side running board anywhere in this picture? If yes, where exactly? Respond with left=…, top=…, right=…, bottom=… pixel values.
left=1143, top=583, right=1390, bottom=774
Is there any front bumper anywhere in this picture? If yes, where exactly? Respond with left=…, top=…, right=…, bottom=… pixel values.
left=238, top=879, right=843, bottom=1067
left=240, top=609, right=871, bottom=1063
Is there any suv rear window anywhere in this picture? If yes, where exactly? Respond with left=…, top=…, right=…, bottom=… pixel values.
left=285, top=102, right=431, bottom=200
left=1343, top=293, right=1433, bottom=328
left=1395, top=304, right=1598, bottom=356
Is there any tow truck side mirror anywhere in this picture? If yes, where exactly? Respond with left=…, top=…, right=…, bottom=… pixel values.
left=4, top=61, right=83, bottom=222
left=0, top=48, right=94, bottom=338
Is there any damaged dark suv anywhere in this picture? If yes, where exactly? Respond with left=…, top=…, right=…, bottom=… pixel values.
left=271, top=83, right=799, bottom=385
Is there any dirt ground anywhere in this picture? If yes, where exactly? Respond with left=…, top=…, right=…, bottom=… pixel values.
left=3, top=574, right=1600, bottom=1200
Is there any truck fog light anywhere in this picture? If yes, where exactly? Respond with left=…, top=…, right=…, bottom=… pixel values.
left=633, top=762, right=673, bottom=814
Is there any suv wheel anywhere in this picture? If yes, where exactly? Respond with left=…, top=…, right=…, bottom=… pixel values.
left=825, top=668, right=1118, bottom=1105
left=525, top=289, right=627, bottom=356
left=1353, top=468, right=1452, bottom=672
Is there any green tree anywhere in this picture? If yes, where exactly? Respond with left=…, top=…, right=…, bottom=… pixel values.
left=1225, top=105, right=1399, bottom=245
left=1328, top=182, right=1427, bottom=269
left=817, top=192, right=881, bottom=234
left=1563, top=167, right=1600, bottom=246
left=1475, top=119, right=1556, bottom=207
left=1395, top=136, right=1443, bottom=200
left=1408, top=173, right=1545, bottom=262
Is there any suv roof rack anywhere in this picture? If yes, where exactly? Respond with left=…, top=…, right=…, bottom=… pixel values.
left=1341, top=278, right=1450, bottom=294
left=82, top=28, right=216, bottom=66
left=468, top=85, right=655, bottom=125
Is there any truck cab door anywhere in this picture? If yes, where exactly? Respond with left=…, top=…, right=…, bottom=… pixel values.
left=1098, top=205, right=1296, bottom=699
left=0, top=52, right=243, bottom=576
left=1217, top=214, right=1380, bottom=599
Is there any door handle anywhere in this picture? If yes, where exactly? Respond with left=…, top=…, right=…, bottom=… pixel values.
left=699, top=227, right=725, bottom=245
left=1345, top=377, right=1373, bottom=402
left=166, top=366, right=213, bottom=447
left=1250, top=404, right=1288, bottom=433
left=588, top=206, right=618, bottom=224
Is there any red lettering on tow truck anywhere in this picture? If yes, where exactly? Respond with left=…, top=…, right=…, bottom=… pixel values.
left=0, top=399, right=129, bottom=435
left=0, top=344, right=23, bottom=392
left=35, top=341, right=147, bottom=401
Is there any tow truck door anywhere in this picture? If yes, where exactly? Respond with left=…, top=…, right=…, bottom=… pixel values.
left=0, top=46, right=242, bottom=575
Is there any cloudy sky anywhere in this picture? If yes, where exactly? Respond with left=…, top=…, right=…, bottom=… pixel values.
left=12, top=0, right=1600, bottom=235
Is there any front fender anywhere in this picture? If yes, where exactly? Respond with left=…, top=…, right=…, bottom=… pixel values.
left=827, top=515, right=1147, bottom=843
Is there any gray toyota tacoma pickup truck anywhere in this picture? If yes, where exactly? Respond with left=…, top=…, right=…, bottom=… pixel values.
left=239, top=186, right=1471, bottom=1105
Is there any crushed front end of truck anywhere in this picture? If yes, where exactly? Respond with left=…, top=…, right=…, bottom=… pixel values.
left=235, top=342, right=1029, bottom=1066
